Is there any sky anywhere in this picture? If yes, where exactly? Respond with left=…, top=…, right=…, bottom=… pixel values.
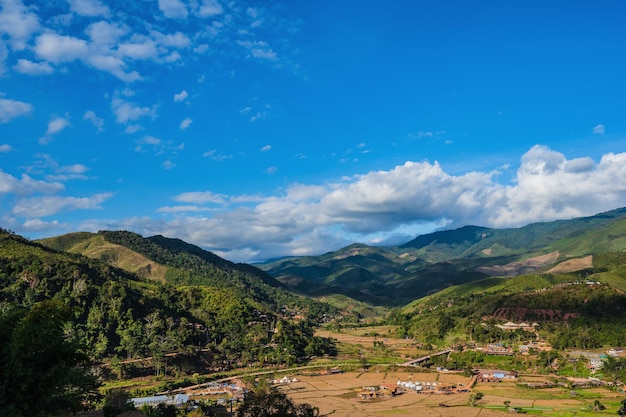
left=1, top=0, right=626, bottom=263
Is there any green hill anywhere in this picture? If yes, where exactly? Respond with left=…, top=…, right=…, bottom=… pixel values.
left=260, top=207, right=626, bottom=306
left=1, top=228, right=337, bottom=379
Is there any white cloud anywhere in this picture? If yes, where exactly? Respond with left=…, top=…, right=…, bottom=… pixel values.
left=21, top=218, right=61, bottom=232
left=13, top=59, right=54, bottom=75
left=265, top=166, right=278, bottom=174
left=260, top=145, right=271, bottom=152
left=34, top=29, right=141, bottom=82
left=0, top=0, right=40, bottom=50
left=117, top=38, right=159, bottom=60
left=13, top=192, right=113, bottom=217
left=198, top=0, right=223, bottom=17
left=179, top=118, right=192, bottom=130
left=203, top=149, right=232, bottom=161
left=0, top=42, right=7, bottom=74
left=40, top=116, right=71, bottom=144
left=138, top=136, right=162, bottom=146
left=152, top=31, right=191, bottom=49
left=85, top=21, right=128, bottom=47
left=162, top=160, right=176, bottom=170
left=46, top=116, right=71, bottom=135
left=593, top=124, right=605, bottom=135
left=111, top=96, right=155, bottom=124
left=0, top=171, right=63, bottom=195
left=67, top=0, right=110, bottom=17
left=83, top=110, right=104, bottom=132
left=158, top=0, right=188, bottom=19
left=34, top=32, right=89, bottom=63
left=237, top=40, right=278, bottom=61
left=0, top=97, right=32, bottom=123
left=174, top=90, right=188, bottom=102
left=120, top=145, right=626, bottom=262
left=87, top=55, right=140, bottom=82
left=0, top=144, right=12, bottom=152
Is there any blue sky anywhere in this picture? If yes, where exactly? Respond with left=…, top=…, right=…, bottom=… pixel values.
left=1, top=0, right=626, bottom=262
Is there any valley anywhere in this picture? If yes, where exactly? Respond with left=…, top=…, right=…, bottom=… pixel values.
left=2, top=206, right=626, bottom=416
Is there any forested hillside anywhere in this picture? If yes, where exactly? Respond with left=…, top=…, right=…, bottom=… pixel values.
left=262, top=206, right=626, bottom=306
left=0, top=229, right=337, bottom=379
left=387, top=253, right=626, bottom=349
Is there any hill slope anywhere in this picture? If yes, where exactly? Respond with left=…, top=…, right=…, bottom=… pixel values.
left=1, top=228, right=337, bottom=375
left=260, top=207, right=626, bottom=306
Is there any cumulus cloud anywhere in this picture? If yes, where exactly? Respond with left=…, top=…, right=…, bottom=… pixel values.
left=174, top=90, right=188, bottom=102
left=111, top=96, right=155, bottom=125
left=0, top=171, right=64, bottom=195
left=40, top=116, right=71, bottom=144
left=0, top=0, right=40, bottom=50
left=593, top=124, right=605, bottom=135
left=159, top=0, right=188, bottom=19
left=13, top=59, right=54, bottom=75
left=198, top=0, right=223, bottom=17
left=179, top=118, right=192, bottom=130
left=34, top=32, right=89, bottom=63
left=83, top=110, right=104, bottom=132
left=0, top=97, right=32, bottom=123
left=0, top=144, right=12, bottom=152
left=12, top=192, right=113, bottom=217
left=46, top=116, right=70, bottom=135
left=237, top=40, right=278, bottom=61
left=68, top=0, right=110, bottom=17
left=111, top=145, right=626, bottom=262
left=34, top=29, right=141, bottom=82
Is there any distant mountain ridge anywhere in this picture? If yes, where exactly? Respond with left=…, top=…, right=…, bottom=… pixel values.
left=260, top=206, right=626, bottom=306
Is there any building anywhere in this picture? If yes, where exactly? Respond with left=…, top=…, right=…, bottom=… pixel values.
left=475, top=369, right=518, bottom=382
left=131, top=394, right=189, bottom=408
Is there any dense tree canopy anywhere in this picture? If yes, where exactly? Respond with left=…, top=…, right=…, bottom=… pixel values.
left=0, top=300, right=101, bottom=417
left=236, top=389, right=321, bottom=417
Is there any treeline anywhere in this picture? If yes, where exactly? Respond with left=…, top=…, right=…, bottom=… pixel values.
left=0, top=229, right=337, bottom=378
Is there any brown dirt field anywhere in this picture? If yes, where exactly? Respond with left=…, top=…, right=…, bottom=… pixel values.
left=547, top=255, right=593, bottom=274
left=280, top=371, right=624, bottom=417
left=315, top=329, right=425, bottom=359
left=279, top=370, right=488, bottom=417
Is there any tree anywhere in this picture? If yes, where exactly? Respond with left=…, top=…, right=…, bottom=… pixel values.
left=0, top=300, right=101, bottom=417
left=618, top=399, right=626, bottom=417
left=236, top=389, right=322, bottom=417
left=592, top=399, right=605, bottom=411
left=468, top=392, right=484, bottom=407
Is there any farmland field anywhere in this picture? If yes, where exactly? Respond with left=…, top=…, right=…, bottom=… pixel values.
left=277, top=369, right=624, bottom=417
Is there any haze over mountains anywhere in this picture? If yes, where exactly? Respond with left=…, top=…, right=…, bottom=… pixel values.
left=260, top=206, right=626, bottom=305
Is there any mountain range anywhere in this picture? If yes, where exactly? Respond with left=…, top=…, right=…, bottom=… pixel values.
left=259, top=206, right=626, bottom=306
left=2, top=206, right=626, bottom=360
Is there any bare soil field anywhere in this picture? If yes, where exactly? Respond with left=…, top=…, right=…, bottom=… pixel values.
left=316, top=328, right=425, bottom=359
left=279, top=370, right=623, bottom=417
left=279, top=370, right=480, bottom=417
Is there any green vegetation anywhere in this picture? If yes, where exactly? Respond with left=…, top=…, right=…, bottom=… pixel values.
left=3, top=206, right=626, bottom=415
left=0, top=229, right=337, bottom=381
left=236, top=388, right=322, bottom=417
left=0, top=300, right=101, bottom=416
